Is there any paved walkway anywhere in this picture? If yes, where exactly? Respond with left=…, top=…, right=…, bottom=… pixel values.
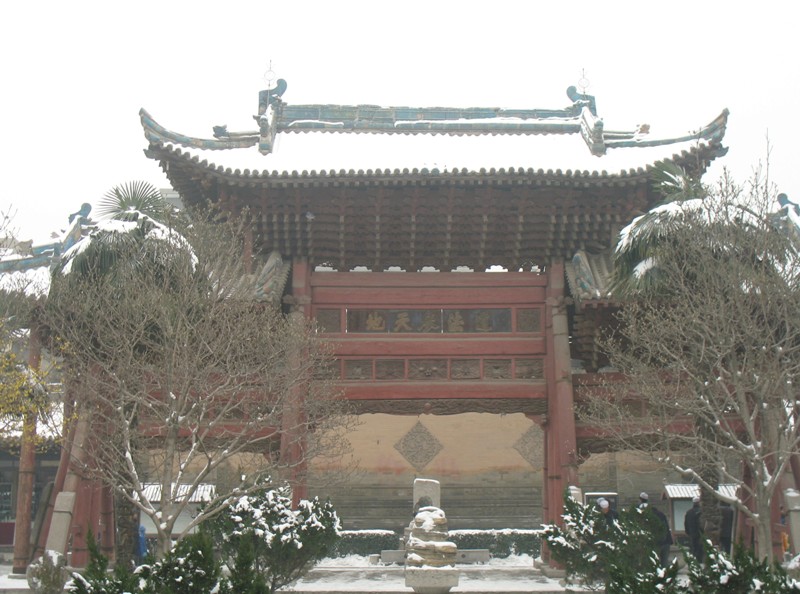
left=0, top=566, right=27, bottom=594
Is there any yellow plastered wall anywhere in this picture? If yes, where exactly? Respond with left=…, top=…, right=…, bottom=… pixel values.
left=313, top=412, right=543, bottom=478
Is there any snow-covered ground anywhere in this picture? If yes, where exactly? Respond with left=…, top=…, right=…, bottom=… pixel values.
left=0, top=567, right=26, bottom=592
left=1, top=554, right=574, bottom=592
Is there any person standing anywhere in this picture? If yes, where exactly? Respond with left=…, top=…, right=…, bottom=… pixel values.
left=639, top=492, right=673, bottom=567
left=136, top=524, right=149, bottom=564
left=597, top=497, right=618, bottom=527
left=684, top=496, right=704, bottom=562
left=719, top=502, right=734, bottom=555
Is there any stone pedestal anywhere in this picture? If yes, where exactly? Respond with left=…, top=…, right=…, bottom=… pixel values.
left=405, top=505, right=459, bottom=594
left=405, top=566, right=459, bottom=594
left=406, top=506, right=457, bottom=567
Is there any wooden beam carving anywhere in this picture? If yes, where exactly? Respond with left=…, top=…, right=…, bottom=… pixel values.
left=339, top=188, right=347, bottom=270
left=479, top=214, right=489, bottom=271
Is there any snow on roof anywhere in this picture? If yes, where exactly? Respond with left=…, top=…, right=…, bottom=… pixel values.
left=60, top=211, right=198, bottom=275
left=0, top=210, right=93, bottom=297
left=663, top=483, right=738, bottom=500
left=141, top=483, right=216, bottom=503
left=164, top=131, right=713, bottom=178
left=0, top=264, right=50, bottom=297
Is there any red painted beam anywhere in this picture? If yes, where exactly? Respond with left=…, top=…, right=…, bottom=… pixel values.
left=311, top=286, right=547, bottom=305
left=341, top=382, right=546, bottom=400
left=310, top=272, right=549, bottom=289
left=332, top=337, right=545, bottom=356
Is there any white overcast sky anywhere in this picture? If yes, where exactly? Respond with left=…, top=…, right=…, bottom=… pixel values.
left=1, top=1, right=797, bottom=244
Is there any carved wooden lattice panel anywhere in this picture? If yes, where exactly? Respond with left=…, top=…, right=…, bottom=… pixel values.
left=515, top=359, right=544, bottom=380
left=375, top=359, right=405, bottom=380
left=485, top=359, right=512, bottom=380
left=517, top=308, right=542, bottom=333
left=408, top=360, right=448, bottom=380
left=344, top=359, right=372, bottom=380
left=451, top=359, right=481, bottom=380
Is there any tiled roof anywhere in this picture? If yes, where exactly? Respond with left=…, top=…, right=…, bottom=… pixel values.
left=146, top=129, right=724, bottom=184
left=0, top=216, right=89, bottom=297
left=663, top=483, right=738, bottom=500
left=139, top=83, right=729, bottom=271
left=140, top=483, right=216, bottom=504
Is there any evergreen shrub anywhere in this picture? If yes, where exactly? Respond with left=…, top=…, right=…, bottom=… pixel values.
left=331, top=530, right=399, bottom=556
left=27, top=550, right=69, bottom=594
left=685, top=541, right=800, bottom=594
left=539, top=491, right=800, bottom=593
left=449, top=529, right=540, bottom=558
left=203, top=484, right=340, bottom=594
left=139, top=532, right=220, bottom=594
left=67, top=530, right=140, bottom=594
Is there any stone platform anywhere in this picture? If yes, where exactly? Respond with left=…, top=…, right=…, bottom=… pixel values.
left=283, top=563, right=579, bottom=593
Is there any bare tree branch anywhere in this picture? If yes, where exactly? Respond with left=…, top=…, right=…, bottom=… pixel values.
left=579, top=170, right=800, bottom=561
left=45, top=216, right=355, bottom=557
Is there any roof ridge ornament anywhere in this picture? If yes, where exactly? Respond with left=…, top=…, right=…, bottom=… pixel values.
left=210, top=77, right=287, bottom=154
left=253, top=78, right=287, bottom=154
left=139, top=79, right=727, bottom=159
left=566, top=85, right=597, bottom=116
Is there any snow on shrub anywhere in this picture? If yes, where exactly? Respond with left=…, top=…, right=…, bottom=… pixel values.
left=204, top=484, right=341, bottom=594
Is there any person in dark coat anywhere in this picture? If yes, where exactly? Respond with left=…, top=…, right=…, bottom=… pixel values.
left=597, top=497, right=618, bottom=527
left=684, top=496, right=704, bottom=562
left=639, top=492, right=673, bottom=567
left=719, top=502, right=734, bottom=555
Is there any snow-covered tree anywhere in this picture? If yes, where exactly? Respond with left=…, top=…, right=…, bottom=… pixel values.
left=204, top=484, right=340, bottom=594
left=581, top=168, right=800, bottom=561
left=95, top=180, right=170, bottom=222
left=540, top=493, right=800, bottom=593
left=538, top=493, right=682, bottom=592
left=0, top=206, right=50, bottom=438
left=45, top=203, right=353, bottom=558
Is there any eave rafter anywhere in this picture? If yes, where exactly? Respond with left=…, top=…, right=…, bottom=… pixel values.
left=410, top=188, right=418, bottom=271
left=151, top=138, right=724, bottom=272
left=374, top=188, right=383, bottom=271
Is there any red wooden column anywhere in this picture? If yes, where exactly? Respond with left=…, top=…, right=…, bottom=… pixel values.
left=33, top=394, right=75, bottom=561
left=280, top=258, right=312, bottom=505
left=12, top=324, right=41, bottom=573
left=542, top=260, right=579, bottom=527
left=68, top=482, right=115, bottom=566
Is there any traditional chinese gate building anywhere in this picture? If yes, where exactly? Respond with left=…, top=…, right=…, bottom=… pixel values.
left=138, top=82, right=728, bottom=530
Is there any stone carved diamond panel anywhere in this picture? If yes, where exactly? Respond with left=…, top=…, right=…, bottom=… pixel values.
left=394, top=421, right=443, bottom=472
left=513, top=425, right=544, bottom=470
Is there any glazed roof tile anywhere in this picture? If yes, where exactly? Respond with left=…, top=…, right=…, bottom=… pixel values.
left=149, top=129, right=723, bottom=182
